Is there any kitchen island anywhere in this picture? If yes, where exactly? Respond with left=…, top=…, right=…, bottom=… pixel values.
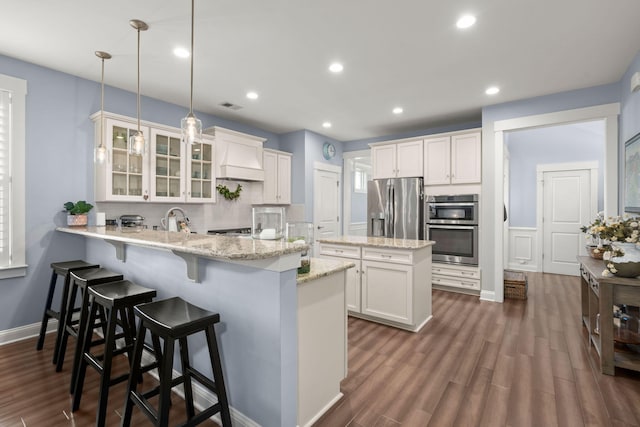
left=56, top=227, right=353, bottom=427
left=318, top=236, right=434, bottom=332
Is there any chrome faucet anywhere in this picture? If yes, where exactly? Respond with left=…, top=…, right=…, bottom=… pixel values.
left=161, top=207, right=190, bottom=232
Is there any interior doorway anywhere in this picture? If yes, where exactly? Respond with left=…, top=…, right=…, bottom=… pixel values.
left=343, top=150, right=371, bottom=236
left=313, top=162, right=341, bottom=253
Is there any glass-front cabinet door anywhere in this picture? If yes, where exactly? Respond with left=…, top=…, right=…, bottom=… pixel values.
left=95, top=117, right=150, bottom=202
left=150, top=129, right=185, bottom=202
left=186, top=135, right=215, bottom=202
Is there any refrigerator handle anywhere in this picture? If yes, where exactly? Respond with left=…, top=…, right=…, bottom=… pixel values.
left=389, top=185, right=395, bottom=237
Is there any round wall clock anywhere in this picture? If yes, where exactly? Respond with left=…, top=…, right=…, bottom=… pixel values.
left=323, top=142, right=336, bottom=160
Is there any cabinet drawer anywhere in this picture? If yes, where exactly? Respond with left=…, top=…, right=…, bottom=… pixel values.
left=589, top=275, right=599, bottom=296
left=432, top=264, right=480, bottom=280
left=319, top=244, right=361, bottom=260
left=362, top=247, right=413, bottom=265
left=432, top=274, right=480, bottom=291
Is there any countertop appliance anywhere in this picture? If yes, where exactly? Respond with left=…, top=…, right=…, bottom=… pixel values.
left=367, top=177, right=424, bottom=240
left=425, top=194, right=479, bottom=265
left=119, top=214, right=145, bottom=228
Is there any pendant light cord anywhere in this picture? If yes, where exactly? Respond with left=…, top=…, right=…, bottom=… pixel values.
left=189, top=0, right=195, bottom=115
left=137, top=27, right=141, bottom=133
left=100, top=57, right=105, bottom=146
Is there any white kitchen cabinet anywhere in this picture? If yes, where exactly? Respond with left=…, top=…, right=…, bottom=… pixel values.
left=431, top=262, right=481, bottom=293
left=150, top=130, right=216, bottom=203
left=319, top=244, right=361, bottom=312
left=361, top=259, right=413, bottom=325
left=94, top=116, right=150, bottom=202
left=263, top=149, right=292, bottom=204
left=424, top=131, right=481, bottom=185
left=371, top=139, right=423, bottom=179
left=318, top=240, right=432, bottom=332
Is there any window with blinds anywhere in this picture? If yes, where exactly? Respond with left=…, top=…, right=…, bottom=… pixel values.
left=0, top=89, right=10, bottom=265
left=0, top=73, right=26, bottom=279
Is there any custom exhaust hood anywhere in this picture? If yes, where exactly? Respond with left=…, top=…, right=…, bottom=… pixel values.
left=205, top=126, right=266, bottom=181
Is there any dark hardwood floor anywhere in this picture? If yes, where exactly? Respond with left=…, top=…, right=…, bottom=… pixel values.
left=0, top=333, right=219, bottom=426
left=316, top=272, right=640, bottom=427
left=2, top=272, right=640, bottom=426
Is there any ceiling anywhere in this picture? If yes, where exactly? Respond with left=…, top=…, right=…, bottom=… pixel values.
left=1, top=0, right=639, bottom=141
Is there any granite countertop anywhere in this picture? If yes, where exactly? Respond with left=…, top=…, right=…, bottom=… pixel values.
left=316, top=235, right=435, bottom=249
left=296, top=257, right=355, bottom=284
left=56, top=226, right=307, bottom=261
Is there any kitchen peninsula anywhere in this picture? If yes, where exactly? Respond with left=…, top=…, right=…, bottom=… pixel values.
left=56, top=226, right=353, bottom=427
left=318, top=236, right=434, bottom=332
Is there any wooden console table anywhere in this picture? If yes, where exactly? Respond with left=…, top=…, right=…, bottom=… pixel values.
left=579, top=256, right=640, bottom=375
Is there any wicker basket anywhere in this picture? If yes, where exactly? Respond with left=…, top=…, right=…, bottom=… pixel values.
left=504, top=270, right=527, bottom=300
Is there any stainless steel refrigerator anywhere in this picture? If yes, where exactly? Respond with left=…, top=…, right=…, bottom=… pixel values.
left=367, top=177, right=424, bottom=239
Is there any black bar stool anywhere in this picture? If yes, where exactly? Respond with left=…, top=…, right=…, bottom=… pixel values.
left=72, top=280, right=157, bottom=427
left=36, top=260, right=99, bottom=364
left=56, top=267, right=123, bottom=388
left=121, top=297, right=232, bottom=427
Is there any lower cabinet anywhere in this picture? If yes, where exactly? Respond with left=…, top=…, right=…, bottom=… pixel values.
left=361, top=260, right=412, bottom=325
left=319, top=242, right=432, bottom=332
left=432, top=262, right=481, bottom=293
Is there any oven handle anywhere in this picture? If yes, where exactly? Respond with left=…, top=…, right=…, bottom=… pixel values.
left=427, top=224, right=476, bottom=230
left=428, top=202, right=476, bottom=207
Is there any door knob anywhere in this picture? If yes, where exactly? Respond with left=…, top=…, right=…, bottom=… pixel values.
left=317, top=225, right=324, bottom=229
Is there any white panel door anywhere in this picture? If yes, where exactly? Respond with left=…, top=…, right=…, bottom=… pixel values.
left=542, top=169, right=591, bottom=275
left=314, top=168, right=341, bottom=244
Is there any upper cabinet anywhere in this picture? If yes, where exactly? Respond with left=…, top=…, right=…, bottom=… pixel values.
left=93, top=111, right=216, bottom=203
left=262, top=149, right=292, bottom=204
left=94, top=116, right=150, bottom=202
left=149, top=128, right=215, bottom=203
left=371, top=139, right=423, bottom=179
left=424, top=131, right=481, bottom=185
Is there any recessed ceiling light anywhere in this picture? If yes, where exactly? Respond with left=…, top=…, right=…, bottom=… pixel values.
left=173, top=47, right=189, bottom=58
left=393, top=107, right=403, bottom=115
left=246, top=91, right=259, bottom=100
left=485, top=86, right=500, bottom=95
left=329, top=63, right=343, bottom=73
left=456, top=14, right=476, bottom=29
left=322, top=122, right=332, bottom=128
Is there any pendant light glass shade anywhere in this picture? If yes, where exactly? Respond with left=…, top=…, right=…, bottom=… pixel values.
left=181, top=0, right=202, bottom=145
left=129, top=19, right=148, bottom=156
left=94, top=51, right=111, bottom=164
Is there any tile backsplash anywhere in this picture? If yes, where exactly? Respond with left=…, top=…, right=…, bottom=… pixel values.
left=94, top=181, right=305, bottom=234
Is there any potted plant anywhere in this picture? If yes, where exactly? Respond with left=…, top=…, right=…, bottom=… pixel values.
left=64, top=200, right=94, bottom=226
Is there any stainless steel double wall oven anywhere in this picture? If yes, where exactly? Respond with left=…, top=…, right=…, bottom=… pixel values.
left=424, top=194, right=478, bottom=266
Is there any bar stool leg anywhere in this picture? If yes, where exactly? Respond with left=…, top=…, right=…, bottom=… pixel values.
left=67, top=284, right=92, bottom=388
left=158, top=337, right=176, bottom=427
left=71, top=296, right=99, bottom=410
left=205, top=326, right=232, bottom=427
left=56, top=278, right=80, bottom=372
left=178, top=337, right=196, bottom=419
left=120, top=323, right=146, bottom=427
left=96, top=307, right=118, bottom=427
left=36, top=270, right=58, bottom=352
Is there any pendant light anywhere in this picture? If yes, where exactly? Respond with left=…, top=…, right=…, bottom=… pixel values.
left=181, top=0, right=202, bottom=145
left=129, top=19, right=148, bottom=155
left=94, top=51, right=111, bottom=164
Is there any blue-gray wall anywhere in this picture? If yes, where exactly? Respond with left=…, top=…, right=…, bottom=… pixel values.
left=0, top=53, right=281, bottom=332
left=506, top=122, right=605, bottom=227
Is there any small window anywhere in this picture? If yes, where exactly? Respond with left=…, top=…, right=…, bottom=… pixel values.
left=353, top=163, right=371, bottom=194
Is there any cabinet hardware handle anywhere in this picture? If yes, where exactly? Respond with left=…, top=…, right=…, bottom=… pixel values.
left=462, top=282, right=474, bottom=286
left=461, top=271, right=473, bottom=275
left=380, top=254, right=392, bottom=258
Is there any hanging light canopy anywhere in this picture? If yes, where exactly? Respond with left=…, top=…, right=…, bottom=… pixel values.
left=94, top=50, right=111, bottom=164
left=181, top=0, right=202, bottom=145
left=129, top=19, right=148, bottom=155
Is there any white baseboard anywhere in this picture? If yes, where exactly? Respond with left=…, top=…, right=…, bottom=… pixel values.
left=0, top=319, right=57, bottom=346
left=299, top=392, right=343, bottom=427
left=480, top=290, right=496, bottom=302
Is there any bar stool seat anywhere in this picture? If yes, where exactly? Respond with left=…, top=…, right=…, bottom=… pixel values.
left=121, top=297, right=232, bottom=427
left=56, top=267, right=123, bottom=391
left=72, top=280, right=156, bottom=427
left=36, top=260, right=99, bottom=365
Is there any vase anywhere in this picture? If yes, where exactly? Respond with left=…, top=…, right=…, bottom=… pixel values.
left=67, top=214, right=88, bottom=227
left=607, top=242, right=640, bottom=278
